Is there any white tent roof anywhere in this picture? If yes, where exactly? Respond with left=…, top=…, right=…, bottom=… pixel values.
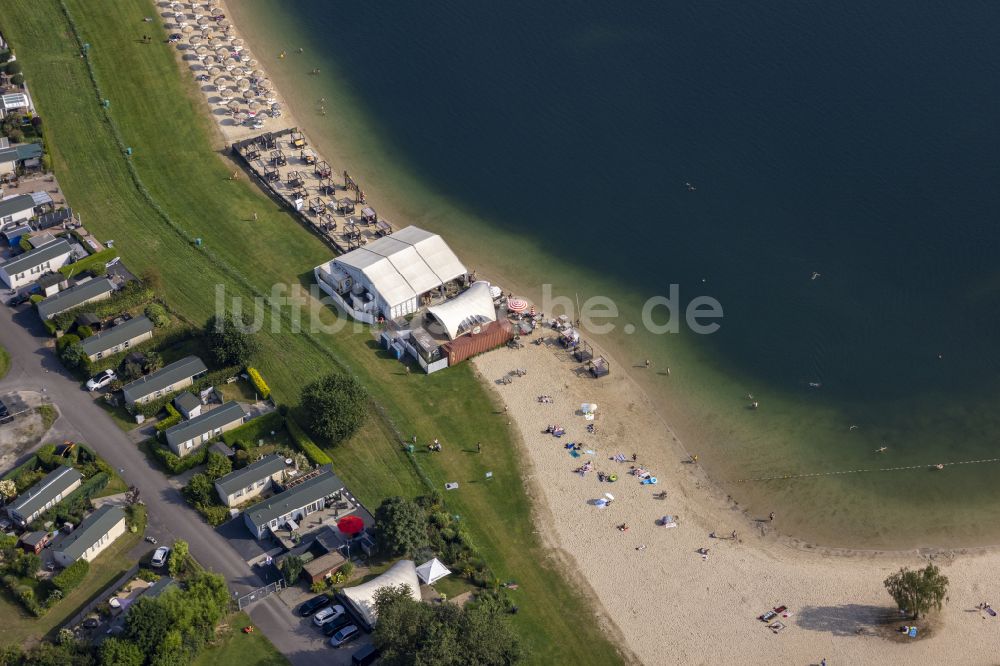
left=333, top=226, right=467, bottom=310
left=415, top=557, right=451, bottom=585
left=426, top=281, right=497, bottom=340
left=340, top=559, right=421, bottom=629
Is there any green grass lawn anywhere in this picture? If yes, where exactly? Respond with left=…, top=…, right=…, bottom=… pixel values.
left=3, top=2, right=623, bottom=662
left=0, top=528, right=141, bottom=646
left=193, top=612, right=290, bottom=666
left=0, top=345, right=10, bottom=380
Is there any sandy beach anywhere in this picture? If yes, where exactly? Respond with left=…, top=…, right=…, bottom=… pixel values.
left=163, top=2, right=1000, bottom=663
left=472, top=338, right=1000, bottom=664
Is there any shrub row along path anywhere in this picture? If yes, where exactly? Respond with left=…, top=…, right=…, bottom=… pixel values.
left=0, top=307, right=327, bottom=665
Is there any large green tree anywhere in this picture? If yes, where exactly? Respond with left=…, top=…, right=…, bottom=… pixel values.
left=373, top=584, right=522, bottom=665
left=205, top=451, right=232, bottom=480
left=204, top=312, right=260, bottom=367
left=300, top=373, right=368, bottom=445
left=282, top=555, right=304, bottom=585
left=884, top=563, right=949, bottom=619
left=125, top=597, right=173, bottom=654
left=375, top=497, right=427, bottom=557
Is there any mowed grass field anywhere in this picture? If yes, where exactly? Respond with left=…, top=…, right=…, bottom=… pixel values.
left=4, top=1, right=623, bottom=662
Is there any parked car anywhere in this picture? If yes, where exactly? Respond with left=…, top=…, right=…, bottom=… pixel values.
left=7, top=293, right=29, bottom=307
left=329, top=624, right=360, bottom=648
left=322, top=612, right=353, bottom=636
left=82, top=617, right=100, bottom=630
left=313, top=604, right=346, bottom=627
left=86, top=369, right=117, bottom=391
left=351, top=644, right=380, bottom=666
left=298, top=595, right=332, bottom=617
left=150, top=546, right=170, bottom=568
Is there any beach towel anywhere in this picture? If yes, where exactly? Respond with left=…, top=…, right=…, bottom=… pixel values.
left=570, top=450, right=582, bottom=458
left=769, top=621, right=785, bottom=634
left=987, top=607, right=997, bottom=617
left=586, top=449, right=596, bottom=455
left=908, top=627, right=918, bottom=638
left=613, top=453, right=626, bottom=463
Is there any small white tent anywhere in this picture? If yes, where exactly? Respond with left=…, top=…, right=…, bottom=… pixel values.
left=416, top=557, right=452, bottom=585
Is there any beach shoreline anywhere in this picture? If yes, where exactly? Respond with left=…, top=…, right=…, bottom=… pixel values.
left=164, top=2, right=1000, bottom=661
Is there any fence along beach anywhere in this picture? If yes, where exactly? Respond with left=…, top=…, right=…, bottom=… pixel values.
left=165, top=1, right=1000, bottom=661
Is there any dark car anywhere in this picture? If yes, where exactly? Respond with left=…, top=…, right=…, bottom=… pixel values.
left=351, top=644, right=380, bottom=666
left=298, top=594, right=331, bottom=617
left=82, top=617, right=100, bottom=630
left=322, top=613, right=353, bottom=636
left=7, top=294, right=29, bottom=307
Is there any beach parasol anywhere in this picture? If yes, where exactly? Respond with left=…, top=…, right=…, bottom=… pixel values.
left=256, top=78, right=272, bottom=90
left=231, top=66, right=247, bottom=78
left=243, top=89, right=255, bottom=100
left=231, top=37, right=244, bottom=48
left=236, top=79, right=249, bottom=92
left=252, top=69, right=265, bottom=79
left=208, top=6, right=221, bottom=14
left=189, top=35, right=203, bottom=46
left=218, top=18, right=231, bottom=27
left=213, top=75, right=230, bottom=87
left=337, top=515, right=365, bottom=536
left=195, top=46, right=209, bottom=58
left=247, top=58, right=259, bottom=68
left=271, top=102, right=282, bottom=111
left=234, top=111, right=248, bottom=122
left=507, top=298, right=528, bottom=313
left=489, top=285, right=503, bottom=299
left=197, top=16, right=210, bottom=26
left=215, top=46, right=229, bottom=58
left=208, top=65, right=221, bottom=76
left=209, top=37, right=223, bottom=48
left=227, top=100, right=240, bottom=112
left=181, top=23, right=194, bottom=33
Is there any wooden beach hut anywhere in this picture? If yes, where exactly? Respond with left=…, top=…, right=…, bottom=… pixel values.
left=375, top=219, right=393, bottom=237
left=574, top=340, right=594, bottom=363
left=290, top=131, right=306, bottom=148
left=336, top=198, right=356, bottom=215
left=263, top=163, right=279, bottom=182
left=309, top=197, right=326, bottom=215
left=300, top=148, right=316, bottom=165
left=315, top=160, right=332, bottom=178
left=243, top=143, right=260, bottom=161
left=286, top=170, right=303, bottom=188
left=271, top=149, right=286, bottom=166
left=361, top=206, right=378, bottom=225
left=589, top=356, right=610, bottom=378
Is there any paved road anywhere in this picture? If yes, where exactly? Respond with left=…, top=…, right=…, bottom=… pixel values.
left=0, top=304, right=340, bottom=665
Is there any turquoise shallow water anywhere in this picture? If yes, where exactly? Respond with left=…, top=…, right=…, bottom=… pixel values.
left=226, top=0, right=1000, bottom=548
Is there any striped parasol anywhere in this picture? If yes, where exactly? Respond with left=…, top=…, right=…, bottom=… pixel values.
left=507, top=298, right=529, bottom=313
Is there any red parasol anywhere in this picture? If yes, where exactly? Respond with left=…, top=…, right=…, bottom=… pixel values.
left=507, top=298, right=528, bottom=313
left=337, top=515, right=365, bottom=536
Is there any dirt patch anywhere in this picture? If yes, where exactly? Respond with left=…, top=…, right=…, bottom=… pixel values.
left=0, top=392, right=59, bottom=470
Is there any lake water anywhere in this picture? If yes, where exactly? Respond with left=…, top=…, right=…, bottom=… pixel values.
left=227, top=0, right=1000, bottom=548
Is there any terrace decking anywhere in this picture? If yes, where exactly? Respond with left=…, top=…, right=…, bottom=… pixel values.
left=231, top=129, right=392, bottom=254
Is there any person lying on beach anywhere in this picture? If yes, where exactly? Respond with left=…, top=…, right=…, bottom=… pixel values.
left=617, top=523, right=628, bottom=532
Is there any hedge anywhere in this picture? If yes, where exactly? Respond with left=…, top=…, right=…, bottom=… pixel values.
left=151, top=442, right=208, bottom=475
left=154, top=402, right=182, bottom=432
left=221, top=410, right=284, bottom=447
left=287, top=417, right=332, bottom=465
left=247, top=367, right=270, bottom=400
left=51, top=559, right=89, bottom=593
left=58, top=248, right=118, bottom=278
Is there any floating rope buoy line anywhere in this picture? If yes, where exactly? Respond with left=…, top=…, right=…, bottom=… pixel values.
left=737, top=457, right=1000, bottom=483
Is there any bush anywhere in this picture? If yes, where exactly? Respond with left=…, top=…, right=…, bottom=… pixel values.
left=310, top=580, right=327, bottom=593
left=154, top=403, right=181, bottom=432
left=195, top=503, right=229, bottom=526
left=18, top=235, right=32, bottom=252
left=42, top=319, right=57, bottom=336
left=10, top=74, right=23, bottom=87
left=151, top=442, right=208, bottom=475
left=287, top=417, right=332, bottom=465
left=247, top=367, right=270, bottom=400
left=300, top=374, right=368, bottom=446
left=5, top=61, right=21, bottom=75
left=52, top=559, right=89, bottom=593
left=144, top=303, right=169, bottom=327
left=205, top=451, right=232, bottom=480
left=56, top=334, right=80, bottom=353
left=77, top=325, right=94, bottom=338
left=137, top=569, right=161, bottom=583
left=29, top=294, right=44, bottom=304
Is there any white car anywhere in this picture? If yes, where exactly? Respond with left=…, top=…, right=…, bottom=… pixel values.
left=312, top=604, right=346, bottom=627
left=86, top=369, right=117, bottom=392
left=151, top=546, right=170, bottom=568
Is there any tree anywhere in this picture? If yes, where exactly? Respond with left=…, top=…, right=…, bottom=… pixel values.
left=375, top=496, right=427, bottom=556
left=0, top=479, right=15, bottom=501
left=5, top=61, right=21, bottom=75
left=168, top=540, right=189, bottom=578
left=884, top=563, right=949, bottom=619
left=121, top=360, right=144, bottom=381
left=60, top=342, right=89, bottom=369
left=205, top=451, right=232, bottom=480
left=125, top=597, right=173, bottom=654
left=143, top=352, right=164, bottom=374
left=183, top=473, right=213, bottom=506
left=99, top=637, right=143, bottom=666
left=282, top=555, right=304, bottom=585
left=205, top=313, right=260, bottom=367
left=372, top=584, right=522, bottom=665
left=300, top=373, right=368, bottom=445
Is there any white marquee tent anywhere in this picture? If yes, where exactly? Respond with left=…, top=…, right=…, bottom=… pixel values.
left=415, top=557, right=452, bottom=585
left=426, top=281, right=497, bottom=340
left=340, top=559, right=421, bottom=630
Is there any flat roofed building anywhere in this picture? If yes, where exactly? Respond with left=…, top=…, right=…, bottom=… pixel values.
left=79, top=315, right=154, bottom=361
left=36, top=277, right=114, bottom=320
left=164, top=401, right=245, bottom=457
left=214, top=454, right=289, bottom=507
left=6, top=466, right=83, bottom=527
left=121, top=356, right=207, bottom=406
left=243, top=468, right=344, bottom=539
left=0, top=238, right=72, bottom=289
left=315, top=225, right=467, bottom=320
left=53, top=505, right=127, bottom=567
